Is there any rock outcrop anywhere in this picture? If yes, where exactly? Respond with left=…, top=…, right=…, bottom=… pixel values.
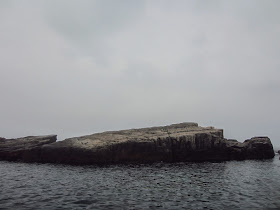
left=0, top=123, right=275, bottom=164
left=0, top=135, right=57, bottom=162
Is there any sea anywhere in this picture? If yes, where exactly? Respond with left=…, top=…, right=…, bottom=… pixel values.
left=1, top=155, right=280, bottom=209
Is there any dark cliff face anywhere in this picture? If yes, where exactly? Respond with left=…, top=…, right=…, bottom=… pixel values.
left=39, top=123, right=274, bottom=165
left=242, top=137, right=275, bottom=159
left=223, top=137, right=275, bottom=160
left=0, top=123, right=275, bottom=165
left=0, top=135, right=57, bottom=162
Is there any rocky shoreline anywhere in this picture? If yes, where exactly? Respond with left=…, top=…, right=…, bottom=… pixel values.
left=0, top=123, right=275, bottom=165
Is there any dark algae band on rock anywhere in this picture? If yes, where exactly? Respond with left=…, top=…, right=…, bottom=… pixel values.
left=0, top=123, right=275, bottom=165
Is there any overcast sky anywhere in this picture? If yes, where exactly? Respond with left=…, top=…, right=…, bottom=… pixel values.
left=0, top=0, right=279, bottom=147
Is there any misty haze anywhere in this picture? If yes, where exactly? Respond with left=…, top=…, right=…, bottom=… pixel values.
left=1, top=0, right=279, bottom=147
left=1, top=0, right=280, bottom=209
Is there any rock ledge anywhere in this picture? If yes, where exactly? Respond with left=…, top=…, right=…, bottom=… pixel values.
left=0, top=123, right=275, bottom=164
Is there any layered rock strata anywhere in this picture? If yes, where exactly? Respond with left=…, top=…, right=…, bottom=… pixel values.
left=0, top=123, right=275, bottom=164
left=0, top=135, right=57, bottom=162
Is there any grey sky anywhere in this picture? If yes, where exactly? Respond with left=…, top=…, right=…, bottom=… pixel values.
left=0, top=0, right=280, bottom=147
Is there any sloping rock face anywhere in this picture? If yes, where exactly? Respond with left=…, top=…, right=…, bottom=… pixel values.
left=38, top=123, right=274, bottom=165
left=0, top=123, right=275, bottom=164
left=0, top=135, right=57, bottom=162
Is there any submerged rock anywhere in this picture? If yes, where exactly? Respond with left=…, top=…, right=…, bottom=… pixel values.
left=0, top=123, right=275, bottom=164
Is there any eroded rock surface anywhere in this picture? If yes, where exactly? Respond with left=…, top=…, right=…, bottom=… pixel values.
left=0, top=123, right=275, bottom=164
left=39, top=123, right=274, bottom=164
left=0, top=135, right=57, bottom=162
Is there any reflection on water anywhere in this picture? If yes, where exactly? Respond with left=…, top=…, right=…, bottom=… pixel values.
left=0, top=156, right=280, bottom=209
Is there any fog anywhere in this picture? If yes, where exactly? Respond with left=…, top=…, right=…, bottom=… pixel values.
left=0, top=0, right=279, bottom=147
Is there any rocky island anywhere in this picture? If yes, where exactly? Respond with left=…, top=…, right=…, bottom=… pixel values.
left=0, top=123, right=275, bottom=165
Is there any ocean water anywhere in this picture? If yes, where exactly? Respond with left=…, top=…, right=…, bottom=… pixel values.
left=1, top=156, right=280, bottom=209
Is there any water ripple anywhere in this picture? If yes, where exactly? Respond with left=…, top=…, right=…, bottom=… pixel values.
left=0, top=157, right=280, bottom=209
